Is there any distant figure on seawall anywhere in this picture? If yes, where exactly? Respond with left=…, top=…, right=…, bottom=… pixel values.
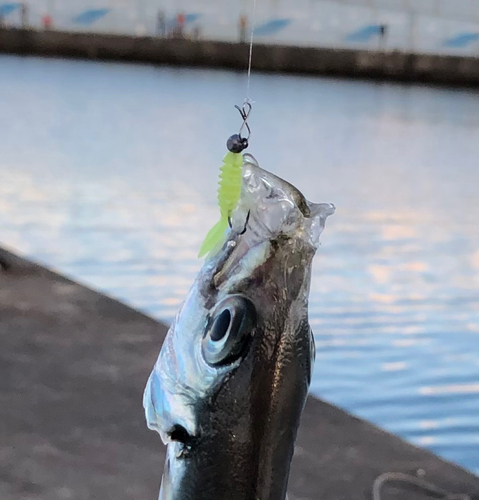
left=21, top=3, right=28, bottom=28
left=176, top=12, right=185, bottom=38
left=42, top=14, right=52, bottom=30
left=157, top=10, right=166, bottom=37
left=239, top=14, right=247, bottom=43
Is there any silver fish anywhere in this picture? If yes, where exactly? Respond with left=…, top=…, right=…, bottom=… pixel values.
left=144, top=154, right=335, bottom=500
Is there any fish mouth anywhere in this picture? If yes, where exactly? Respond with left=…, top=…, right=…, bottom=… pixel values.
left=238, top=154, right=335, bottom=245
left=208, top=154, right=335, bottom=292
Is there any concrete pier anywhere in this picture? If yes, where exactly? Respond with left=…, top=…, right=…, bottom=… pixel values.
left=1, top=245, right=478, bottom=500
left=1, top=27, right=479, bottom=86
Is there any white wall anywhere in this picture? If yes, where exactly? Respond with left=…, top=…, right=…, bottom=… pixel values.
left=4, top=0, right=479, bottom=56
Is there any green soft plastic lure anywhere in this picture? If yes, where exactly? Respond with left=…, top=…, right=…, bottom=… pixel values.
left=199, top=102, right=252, bottom=258
left=198, top=151, right=244, bottom=258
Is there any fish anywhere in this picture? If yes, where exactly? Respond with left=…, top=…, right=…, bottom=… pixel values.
left=144, top=154, right=335, bottom=500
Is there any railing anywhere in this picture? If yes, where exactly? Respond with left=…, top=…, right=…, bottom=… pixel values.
left=1, top=0, right=478, bottom=57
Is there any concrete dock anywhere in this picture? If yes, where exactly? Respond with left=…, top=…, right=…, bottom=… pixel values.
left=1, top=27, right=479, bottom=86
left=1, top=245, right=478, bottom=500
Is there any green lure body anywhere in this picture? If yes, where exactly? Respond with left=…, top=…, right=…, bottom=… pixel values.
left=198, top=151, right=244, bottom=258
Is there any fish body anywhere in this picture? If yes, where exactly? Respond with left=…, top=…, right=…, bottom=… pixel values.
left=144, top=154, right=335, bottom=500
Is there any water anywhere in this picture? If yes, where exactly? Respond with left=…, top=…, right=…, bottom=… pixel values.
left=1, top=54, right=478, bottom=474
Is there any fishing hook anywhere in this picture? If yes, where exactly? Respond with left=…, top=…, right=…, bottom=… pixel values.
left=227, top=100, right=252, bottom=153
left=238, top=210, right=251, bottom=235
left=228, top=210, right=250, bottom=235
left=235, top=99, right=252, bottom=142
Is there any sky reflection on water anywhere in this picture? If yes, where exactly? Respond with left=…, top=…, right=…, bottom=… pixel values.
left=1, top=55, right=478, bottom=473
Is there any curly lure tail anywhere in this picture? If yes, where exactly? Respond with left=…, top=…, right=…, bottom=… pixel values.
left=198, top=217, right=229, bottom=258
left=198, top=152, right=243, bottom=258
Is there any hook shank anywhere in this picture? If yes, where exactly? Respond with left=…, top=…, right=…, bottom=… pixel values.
left=235, top=100, right=252, bottom=141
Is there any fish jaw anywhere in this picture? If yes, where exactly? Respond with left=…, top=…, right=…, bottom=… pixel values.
left=144, top=156, right=334, bottom=500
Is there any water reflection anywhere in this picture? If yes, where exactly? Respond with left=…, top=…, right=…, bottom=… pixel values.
left=0, top=55, right=478, bottom=473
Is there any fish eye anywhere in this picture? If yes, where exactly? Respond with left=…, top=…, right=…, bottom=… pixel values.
left=202, top=295, right=256, bottom=367
left=210, top=309, right=231, bottom=342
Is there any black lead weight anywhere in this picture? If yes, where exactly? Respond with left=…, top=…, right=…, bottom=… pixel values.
left=227, top=134, right=248, bottom=153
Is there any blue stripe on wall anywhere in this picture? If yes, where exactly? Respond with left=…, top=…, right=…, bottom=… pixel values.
left=72, top=8, right=110, bottom=26
left=255, top=19, right=291, bottom=36
left=347, top=24, right=383, bottom=42
left=445, top=33, right=479, bottom=48
left=184, top=13, right=200, bottom=24
left=0, top=2, right=20, bottom=16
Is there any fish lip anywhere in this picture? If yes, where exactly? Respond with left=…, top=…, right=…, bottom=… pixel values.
left=243, top=154, right=312, bottom=218
left=211, top=238, right=270, bottom=292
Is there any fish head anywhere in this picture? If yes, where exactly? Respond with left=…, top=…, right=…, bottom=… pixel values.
left=144, top=154, right=335, bottom=500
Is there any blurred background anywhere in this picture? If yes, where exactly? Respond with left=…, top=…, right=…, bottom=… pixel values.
left=1, top=0, right=478, bottom=482
left=0, top=0, right=479, bottom=55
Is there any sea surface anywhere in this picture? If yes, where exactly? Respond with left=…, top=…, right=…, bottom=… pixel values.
left=1, top=54, right=478, bottom=474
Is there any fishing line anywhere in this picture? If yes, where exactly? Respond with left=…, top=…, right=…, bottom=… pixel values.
left=246, top=0, right=257, bottom=101
left=372, top=472, right=471, bottom=500
left=198, top=0, right=257, bottom=257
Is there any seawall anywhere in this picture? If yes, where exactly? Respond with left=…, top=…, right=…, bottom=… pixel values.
left=1, top=27, right=479, bottom=86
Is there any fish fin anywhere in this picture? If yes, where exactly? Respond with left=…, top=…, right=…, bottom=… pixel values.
left=198, top=218, right=229, bottom=258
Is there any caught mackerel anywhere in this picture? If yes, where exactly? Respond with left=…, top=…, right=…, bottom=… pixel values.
left=144, top=154, right=335, bottom=500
